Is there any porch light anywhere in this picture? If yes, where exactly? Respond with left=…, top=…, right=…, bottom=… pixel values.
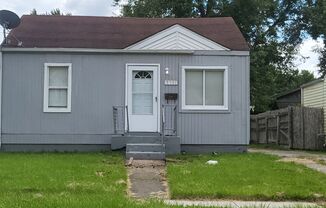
left=165, top=67, right=169, bottom=75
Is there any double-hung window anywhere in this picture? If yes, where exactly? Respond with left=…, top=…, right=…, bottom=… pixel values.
left=43, top=63, right=72, bottom=112
left=182, top=66, right=228, bottom=110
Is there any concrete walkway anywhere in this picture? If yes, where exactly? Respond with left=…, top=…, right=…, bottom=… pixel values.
left=165, top=199, right=320, bottom=208
left=126, top=159, right=169, bottom=199
left=249, top=148, right=326, bottom=174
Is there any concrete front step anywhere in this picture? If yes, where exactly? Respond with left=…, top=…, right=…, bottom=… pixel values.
left=125, top=132, right=161, bottom=136
left=111, top=134, right=181, bottom=155
left=111, top=136, right=162, bottom=150
left=127, top=137, right=162, bottom=144
left=126, top=151, right=166, bottom=160
left=126, top=143, right=165, bottom=152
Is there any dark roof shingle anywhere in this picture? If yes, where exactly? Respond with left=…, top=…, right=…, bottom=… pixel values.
left=6, top=15, right=249, bottom=51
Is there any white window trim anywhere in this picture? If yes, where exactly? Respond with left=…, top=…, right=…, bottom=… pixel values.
left=43, top=63, right=72, bottom=113
left=181, top=66, right=228, bottom=111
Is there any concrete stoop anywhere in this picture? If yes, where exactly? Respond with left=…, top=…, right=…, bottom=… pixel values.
left=111, top=134, right=180, bottom=155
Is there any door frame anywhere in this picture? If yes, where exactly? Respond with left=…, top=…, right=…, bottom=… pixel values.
left=125, top=63, right=161, bottom=132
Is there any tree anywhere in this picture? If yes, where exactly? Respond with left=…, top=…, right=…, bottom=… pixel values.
left=304, top=0, right=326, bottom=76
left=115, top=0, right=194, bottom=17
left=319, top=47, right=326, bottom=75
left=49, top=8, right=64, bottom=16
left=30, top=8, right=37, bottom=15
left=114, top=0, right=314, bottom=113
left=29, top=8, right=72, bottom=16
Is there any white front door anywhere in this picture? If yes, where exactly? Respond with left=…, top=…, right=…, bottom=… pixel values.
left=126, top=64, right=160, bottom=132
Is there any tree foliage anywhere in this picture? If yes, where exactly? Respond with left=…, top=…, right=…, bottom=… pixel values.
left=114, top=0, right=316, bottom=113
left=30, top=8, right=38, bottom=15
left=304, top=0, right=326, bottom=76
left=30, top=8, right=72, bottom=16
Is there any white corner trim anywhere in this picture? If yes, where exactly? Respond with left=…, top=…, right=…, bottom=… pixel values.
left=126, top=24, right=230, bottom=51
left=181, top=66, right=229, bottom=111
left=43, top=63, right=72, bottom=113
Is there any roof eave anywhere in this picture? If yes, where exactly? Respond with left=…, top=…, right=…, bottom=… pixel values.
left=1, top=47, right=250, bottom=56
left=300, top=79, right=323, bottom=89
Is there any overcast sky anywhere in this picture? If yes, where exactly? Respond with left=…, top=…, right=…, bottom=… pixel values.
left=1, top=0, right=324, bottom=77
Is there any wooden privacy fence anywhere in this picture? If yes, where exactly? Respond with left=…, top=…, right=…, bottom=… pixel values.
left=250, top=106, right=325, bottom=150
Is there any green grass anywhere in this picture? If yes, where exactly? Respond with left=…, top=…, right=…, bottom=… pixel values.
left=0, top=152, right=180, bottom=208
left=0, top=152, right=324, bottom=207
left=167, top=153, right=326, bottom=201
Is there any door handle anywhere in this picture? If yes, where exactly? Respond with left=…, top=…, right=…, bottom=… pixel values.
left=155, top=97, right=158, bottom=102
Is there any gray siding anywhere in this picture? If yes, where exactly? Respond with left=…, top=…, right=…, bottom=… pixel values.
left=178, top=55, right=249, bottom=145
left=2, top=52, right=249, bottom=145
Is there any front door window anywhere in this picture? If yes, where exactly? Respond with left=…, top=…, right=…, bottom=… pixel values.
left=132, top=71, right=153, bottom=115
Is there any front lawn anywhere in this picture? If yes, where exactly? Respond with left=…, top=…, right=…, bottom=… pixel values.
left=0, top=152, right=174, bottom=208
left=1, top=152, right=325, bottom=207
left=167, top=153, right=326, bottom=201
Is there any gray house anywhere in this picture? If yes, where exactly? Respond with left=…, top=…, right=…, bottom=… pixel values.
left=0, top=15, right=250, bottom=159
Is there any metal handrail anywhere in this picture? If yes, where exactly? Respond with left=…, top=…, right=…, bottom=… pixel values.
left=125, top=105, right=129, bottom=133
left=114, top=104, right=176, bottom=137
left=113, top=106, right=121, bottom=134
left=161, top=104, right=177, bottom=136
left=161, top=105, right=165, bottom=154
left=173, top=105, right=177, bottom=134
left=113, top=105, right=129, bottom=135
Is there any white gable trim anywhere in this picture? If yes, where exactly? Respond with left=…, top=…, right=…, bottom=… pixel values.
left=125, top=24, right=230, bottom=51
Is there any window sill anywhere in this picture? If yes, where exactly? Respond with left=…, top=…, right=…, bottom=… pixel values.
left=43, top=108, right=71, bottom=113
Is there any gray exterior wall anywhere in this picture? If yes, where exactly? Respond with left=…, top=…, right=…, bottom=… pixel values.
left=1, top=51, right=249, bottom=147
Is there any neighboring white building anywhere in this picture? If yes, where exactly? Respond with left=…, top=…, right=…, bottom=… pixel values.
left=301, top=79, right=326, bottom=132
